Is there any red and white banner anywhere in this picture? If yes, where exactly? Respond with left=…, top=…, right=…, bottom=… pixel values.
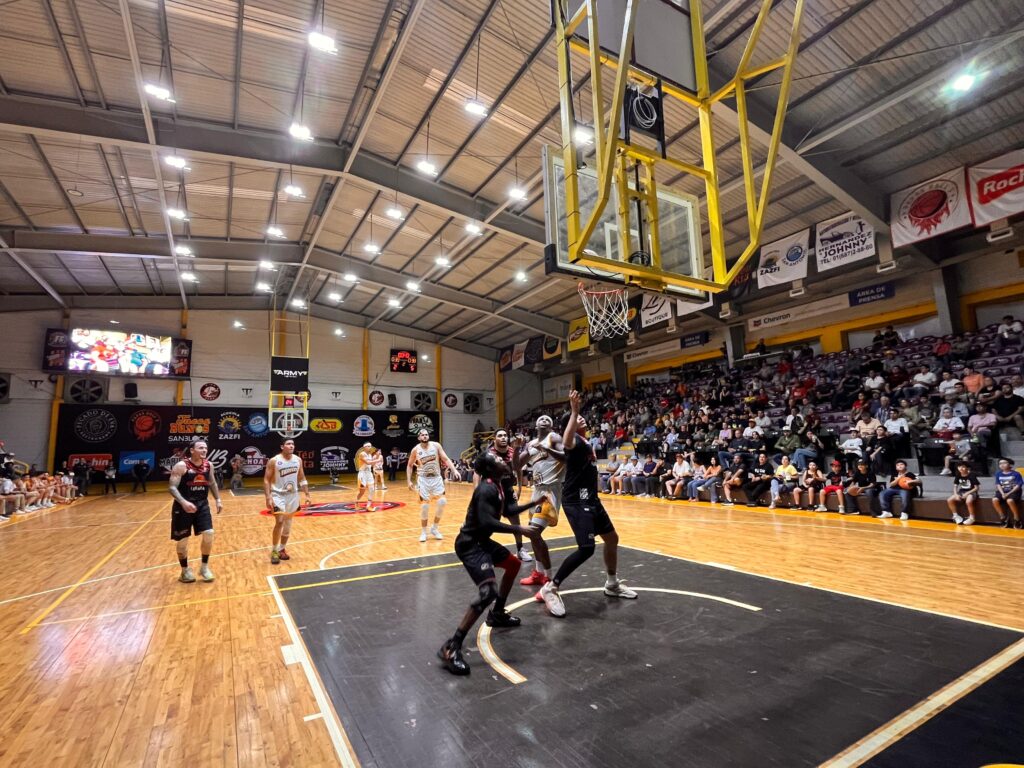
left=968, top=149, right=1024, bottom=227
left=890, top=167, right=971, bottom=248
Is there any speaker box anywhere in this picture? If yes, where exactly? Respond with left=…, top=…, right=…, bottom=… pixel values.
left=387, top=393, right=397, bottom=408
left=124, top=382, right=139, bottom=399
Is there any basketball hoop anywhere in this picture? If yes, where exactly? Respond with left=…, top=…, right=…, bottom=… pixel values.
left=578, top=282, right=630, bottom=339
left=270, top=409, right=307, bottom=439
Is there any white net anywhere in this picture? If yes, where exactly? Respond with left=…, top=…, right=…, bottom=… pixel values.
left=578, top=283, right=630, bottom=339
left=270, top=409, right=307, bottom=439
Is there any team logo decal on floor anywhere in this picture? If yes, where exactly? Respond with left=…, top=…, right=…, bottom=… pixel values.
left=260, top=500, right=404, bottom=516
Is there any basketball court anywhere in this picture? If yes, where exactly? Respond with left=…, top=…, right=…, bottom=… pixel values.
left=2, top=0, right=1024, bottom=765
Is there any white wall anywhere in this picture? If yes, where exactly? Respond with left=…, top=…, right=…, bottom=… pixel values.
left=956, top=248, right=1024, bottom=294
left=0, top=309, right=497, bottom=468
left=976, top=300, right=1024, bottom=329
left=503, top=369, right=542, bottom=421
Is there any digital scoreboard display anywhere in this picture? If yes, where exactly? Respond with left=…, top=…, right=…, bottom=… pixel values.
left=390, top=349, right=417, bottom=373
left=43, top=327, right=193, bottom=378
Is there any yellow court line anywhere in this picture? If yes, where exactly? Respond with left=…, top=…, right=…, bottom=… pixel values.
left=19, top=508, right=163, bottom=634
left=38, top=545, right=578, bottom=627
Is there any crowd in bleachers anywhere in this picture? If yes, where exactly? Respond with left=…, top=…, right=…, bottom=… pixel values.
left=0, top=440, right=80, bottom=520
left=508, top=318, right=1024, bottom=528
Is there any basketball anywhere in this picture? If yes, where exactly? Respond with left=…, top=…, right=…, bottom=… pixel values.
left=898, top=476, right=915, bottom=490
left=847, top=486, right=862, bottom=496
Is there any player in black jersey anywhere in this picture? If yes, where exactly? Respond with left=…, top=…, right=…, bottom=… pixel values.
left=481, top=428, right=535, bottom=563
left=438, top=452, right=543, bottom=676
left=168, top=439, right=223, bottom=583
left=538, top=390, right=637, bottom=615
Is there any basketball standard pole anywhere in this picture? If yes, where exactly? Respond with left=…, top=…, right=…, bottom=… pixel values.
left=553, top=0, right=805, bottom=294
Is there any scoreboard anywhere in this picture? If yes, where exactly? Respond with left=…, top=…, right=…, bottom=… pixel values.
left=390, top=349, right=417, bottom=373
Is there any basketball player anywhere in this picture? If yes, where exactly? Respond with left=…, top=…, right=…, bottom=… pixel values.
left=407, top=429, right=458, bottom=541
left=517, top=415, right=564, bottom=599
left=355, top=442, right=381, bottom=512
left=538, top=391, right=637, bottom=617
left=264, top=437, right=312, bottom=564
left=168, top=439, right=222, bottom=583
left=438, top=452, right=542, bottom=676
left=481, top=429, right=534, bottom=563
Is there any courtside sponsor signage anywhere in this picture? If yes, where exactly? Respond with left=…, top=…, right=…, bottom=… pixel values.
left=757, top=229, right=810, bottom=288
left=567, top=316, right=590, bottom=352
left=968, top=149, right=1024, bottom=226
left=623, top=339, right=681, bottom=365
left=890, top=167, right=971, bottom=248
left=639, top=294, right=673, bottom=328
left=815, top=212, right=875, bottom=272
left=119, top=450, right=155, bottom=474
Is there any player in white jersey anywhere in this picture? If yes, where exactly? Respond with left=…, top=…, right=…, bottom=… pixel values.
left=407, top=428, right=458, bottom=542
left=517, top=415, right=566, bottom=607
left=355, top=442, right=382, bottom=512
left=264, top=438, right=311, bottom=564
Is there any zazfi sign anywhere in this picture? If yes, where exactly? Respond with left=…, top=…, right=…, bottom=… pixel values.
left=757, top=229, right=810, bottom=288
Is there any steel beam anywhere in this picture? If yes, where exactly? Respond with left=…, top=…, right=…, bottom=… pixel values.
left=0, top=233, right=66, bottom=307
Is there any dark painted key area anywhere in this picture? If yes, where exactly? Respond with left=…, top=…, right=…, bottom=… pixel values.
left=275, top=548, right=1023, bottom=768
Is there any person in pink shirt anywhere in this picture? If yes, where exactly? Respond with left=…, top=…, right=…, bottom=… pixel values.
left=967, top=403, right=997, bottom=444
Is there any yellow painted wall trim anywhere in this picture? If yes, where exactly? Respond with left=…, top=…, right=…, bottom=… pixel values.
left=175, top=308, right=188, bottom=405
left=582, top=373, right=613, bottom=389
left=47, top=311, right=71, bottom=472
left=435, top=344, right=442, bottom=442
left=361, top=328, right=369, bottom=408
left=495, top=363, right=505, bottom=427
left=959, top=282, right=1024, bottom=331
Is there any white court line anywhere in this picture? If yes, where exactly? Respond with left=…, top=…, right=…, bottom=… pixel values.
left=822, top=637, right=1024, bottom=767
left=624, top=544, right=1024, bottom=633
left=267, top=574, right=359, bottom=768
left=318, top=536, right=424, bottom=570
left=476, top=587, right=762, bottom=685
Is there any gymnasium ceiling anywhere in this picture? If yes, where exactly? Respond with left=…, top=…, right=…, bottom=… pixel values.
left=0, top=0, right=1022, bottom=359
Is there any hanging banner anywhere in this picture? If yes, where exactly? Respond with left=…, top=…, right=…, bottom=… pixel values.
left=623, top=339, right=680, bottom=365
left=890, top=167, right=971, bottom=247
left=968, top=149, right=1024, bottom=226
left=815, top=212, right=876, bottom=272
left=498, top=346, right=514, bottom=373
left=747, top=282, right=896, bottom=332
left=542, top=336, right=562, bottom=360
left=640, top=293, right=673, bottom=329
left=523, top=335, right=545, bottom=365
left=270, top=356, right=309, bottom=392
left=567, top=316, right=590, bottom=352
left=511, top=341, right=528, bottom=370
left=757, top=229, right=810, bottom=288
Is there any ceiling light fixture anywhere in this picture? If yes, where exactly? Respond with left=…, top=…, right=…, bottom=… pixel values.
left=386, top=206, right=404, bottom=220
left=434, top=255, right=450, bottom=267
left=233, top=320, right=244, bottom=328
left=259, top=260, right=275, bottom=270
left=65, top=186, right=84, bottom=198
left=416, top=159, right=437, bottom=177
left=574, top=123, right=594, bottom=146
left=164, top=155, right=189, bottom=170
left=464, top=35, right=488, bottom=117
left=508, top=187, right=527, bottom=201
left=334, top=327, right=344, bottom=336
left=143, top=83, right=174, bottom=102
left=174, top=245, right=193, bottom=256
left=289, top=122, right=313, bottom=141
left=465, top=222, right=482, bottom=235
left=421, top=354, right=430, bottom=361
left=363, top=242, right=380, bottom=254
left=464, top=99, right=488, bottom=117
left=180, top=271, right=198, bottom=282
left=166, top=207, right=188, bottom=221
left=387, top=298, right=401, bottom=308
left=950, top=72, right=976, bottom=92
left=308, top=30, right=337, bottom=54
left=291, top=298, right=306, bottom=308
left=266, top=225, right=285, bottom=239
left=256, top=281, right=272, bottom=292
left=515, top=270, right=528, bottom=282
left=343, top=272, right=358, bottom=282
left=405, top=280, right=420, bottom=292
left=283, top=183, right=305, bottom=198
left=109, top=320, right=120, bottom=325
left=328, top=291, right=342, bottom=302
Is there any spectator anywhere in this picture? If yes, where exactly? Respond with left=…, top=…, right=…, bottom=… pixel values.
left=937, top=370, right=960, bottom=398
left=932, top=406, right=965, bottom=438
left=907, top=364, right=937, bottom=398
left=14, top=476, right=40, bottom=511
left=689, top=456, right=722, bottom=502
left=821, top=460, right=847, bottom=513
left=793, top=461, right=824, bottom=511
left=72, top=459, right=89, bottom=496
left=946, top=463, right=980, bottom=526
left=1013, top=374, right=1024, bottom=399
left=385, top=447, right=404, bottom=482
left=839, top=428, right=864, bottom=472
left=769, top=456, right=799, bottom=509
left=742, top=453, right=774, bottom=507
left=996, top=314, right=1022, bottom=349
left=229, top=453, right=244, bottom=490
left=1, top=474, right=25, bottom=518
left=863, top=370, right=886, bottom=393
left=639, top=454, right=662, bottom=497
left=967, top=402, right=997, bottom=445
left=883, top=408, right=911, bottom=457
left=665, top=453, right=692, bottom=499
left=845, top=459, right=879, bottom=515
left=609, top=458, right=630, bottom=495
left=975, top=375, right=1000, bottom=407
left=854, top=411, right=882, bottom=439
left=992, top=458, right=1023, bottom=529
left=940, top=430, right=974, bottom=476
left=131, top=460, right=151, bottom=493
left=992, top=381, right=1024, bottom=432
left=772, top=426, right=801, bottom=463
left=601, top=454, right=623, bottom=494
left=882, top=324, right=902, bottom=346
left=791, top=430, right=824, bottom=471
left=720, top=455, right=748, bottom=505
left=878, top=459, right=920, bottom=520
left=961, top=365, right=983, bottom=395
left=933, top=337, right=953, bottom=367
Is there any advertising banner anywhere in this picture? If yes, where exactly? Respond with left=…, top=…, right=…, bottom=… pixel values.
left=55, top=404, right=439, bottom=477
left=498, top=346, right=514, bottom=373
left=623, top=339, right=680, bottom=365
left=757, top=229, right=810, bottom=288
left=567, top=316, right=590, bottom=352
left=639, top=293, right=673, bottom=328
left=815, top=212, right=875, bottom=272
left=511, top=341, right=527, bottom=370
left=967, top=149, right=1024, bottom=226
left=747, top=282, right=896, bottom=332
left=541, top=336, right=562, bottom=360
left=541, top=373, right=576, bottom=404
left=523, top=336, right=545, bottom=365
left=890, top=167, right=971, bottom=247
left=270, top=356, right=309, bottom=392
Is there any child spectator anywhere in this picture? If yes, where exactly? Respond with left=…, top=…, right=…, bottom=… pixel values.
left=991, top=458, right=1023, bottom=529
left=793, top=461, right=824, bottom=511
left=820, top=460, right=846, bottom=513
left=844, top=459, right=879, bottom=515
left=947, top=463, right=980, bottom=526
left=878, top=460, right=920, bottom=520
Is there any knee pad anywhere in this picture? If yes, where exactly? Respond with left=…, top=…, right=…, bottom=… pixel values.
left=281, top=516, right=293, bottom=537
left=201, top=529, right=215, bottom=547
left=470, top=580, right=498, bottom=610
left=421, top=502, right=430, bottom=520
left=435, top=497, right=446, bottom=514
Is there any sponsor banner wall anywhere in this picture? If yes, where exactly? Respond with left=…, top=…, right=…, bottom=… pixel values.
left=541, top=373, right=576, bottom=404
left=567, top=316, right=590, bottom=352
left=890, top=167, right=971, bottom=248
left=622, top=339, right=681, bottom=365
left=746, top=281, right=896, bottom=332
left=815, top=212, right=876, bottom=272
left=541, top=335, right=562, bottom=360
left=757, top=229, right=810, bottom=288
left=523, top=336, right=545, bottom=366
left=968, top=149, right=1024, bottom=226
left=55, top=403, right=439, bottom=477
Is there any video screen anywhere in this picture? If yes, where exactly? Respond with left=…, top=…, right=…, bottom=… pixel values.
left=66, top=328, right=192, bottom=378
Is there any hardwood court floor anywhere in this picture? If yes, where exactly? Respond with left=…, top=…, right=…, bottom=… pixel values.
left=0, top=482, right=1022, bottom=767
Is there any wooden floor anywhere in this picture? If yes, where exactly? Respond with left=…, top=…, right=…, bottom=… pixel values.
left=1, top=481, right=1022, bottom=767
